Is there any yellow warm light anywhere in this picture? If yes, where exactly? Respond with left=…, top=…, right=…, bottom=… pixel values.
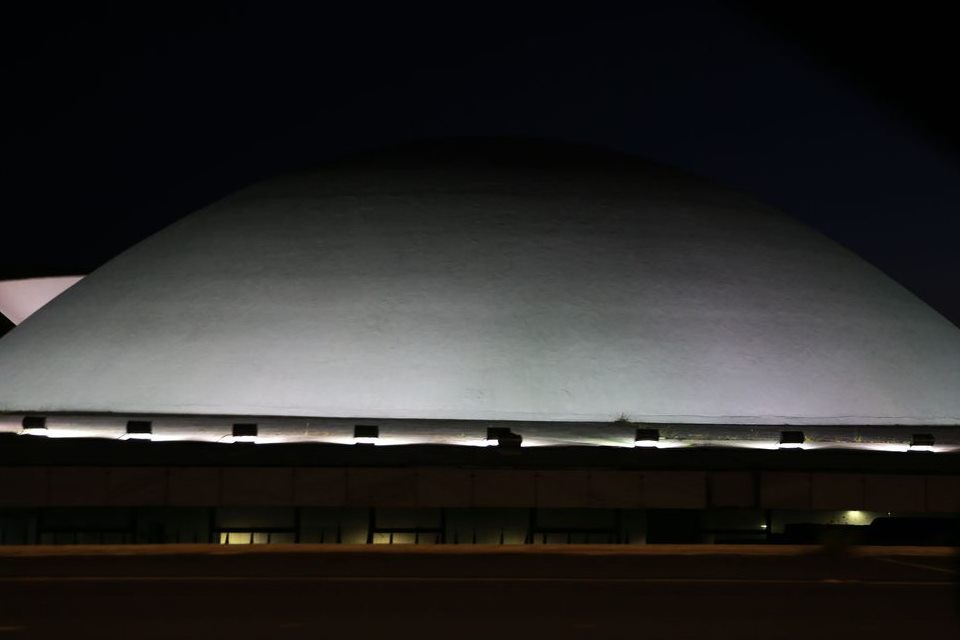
left=844, top=510, right=870, bottom=525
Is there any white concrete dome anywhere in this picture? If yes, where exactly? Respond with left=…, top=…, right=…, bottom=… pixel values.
left=1, top=140, right=958, bottom=425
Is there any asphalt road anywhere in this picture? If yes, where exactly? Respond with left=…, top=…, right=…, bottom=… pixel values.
left=0, top=546, right=957, bottom=639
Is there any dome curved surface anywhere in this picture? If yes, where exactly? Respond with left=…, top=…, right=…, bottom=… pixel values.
left=1, top=141, right=958, bottom=424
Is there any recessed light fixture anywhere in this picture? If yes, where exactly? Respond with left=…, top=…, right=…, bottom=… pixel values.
left=124, top=420, right=153, bottom=440
left=634, top=428, right=660, bottom=448
left=232, top=423, right=258, bottom=443
left=20, top=416, right=47, bottom=436
left=778, top=431, right=805, bottom=449
left=486, top=427, right=508, bottom=446
left=354, top=424, right=379, bottom=445
left=909, top=433, right=935, bottom=452
left=486, top=427, right=522, bottom=449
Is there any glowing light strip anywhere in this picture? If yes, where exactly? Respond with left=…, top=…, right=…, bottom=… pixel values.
left=3, top=418, right=957, bottom=453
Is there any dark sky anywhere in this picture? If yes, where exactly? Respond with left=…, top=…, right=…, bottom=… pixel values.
left=3, top=1, right=959, bottom=336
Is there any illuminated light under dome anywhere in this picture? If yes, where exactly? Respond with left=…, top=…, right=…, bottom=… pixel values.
left=0, top=140, right=959, bottom=433
left=19, top=416, right=47, bottom=437
left=778, top=430, right=806, bottom=450
left=122, top=420, right=153, bottom=441
left=634, top=428, right=661, bottom=448
left=909, top=433, right=936, bottom=452
left=230, top=423, right=259, bottom=444
left=486, top=427, right=523, bottom=449
left=353, top=424, right=379, bottom=445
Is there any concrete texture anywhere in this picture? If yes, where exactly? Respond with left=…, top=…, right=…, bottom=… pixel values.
left=0, top=545, right=956, bottom=640
left=1, top=143, right=958, bottom=424
left=0, top=465, right=956, bottom=511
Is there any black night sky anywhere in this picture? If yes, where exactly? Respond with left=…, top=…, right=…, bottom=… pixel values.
left=3, top=1, right=959, bottom=335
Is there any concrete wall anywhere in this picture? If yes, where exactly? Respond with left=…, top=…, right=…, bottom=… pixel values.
left=0, top=467, right=956, bottom=512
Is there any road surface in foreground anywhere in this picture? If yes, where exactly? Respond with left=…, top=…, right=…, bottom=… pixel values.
left=0, top=545, right=957, bottom=639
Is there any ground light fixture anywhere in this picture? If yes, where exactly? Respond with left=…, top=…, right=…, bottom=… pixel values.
left=909, top=433, right=935, bottom=452
left=232, top=423, right=258, bottom=443
left=634, top=428, right=660, bottom=448
left=486, top=427, right=522, bottom=449
left=778, top=430, right=805, bottom=449
left=486, top=427, right=508, bottom=446
left=124, top=420, right=153, bottom=440
left=19, top=416, right=47, bottom=436
left=354, top=424, right=379, bottom=445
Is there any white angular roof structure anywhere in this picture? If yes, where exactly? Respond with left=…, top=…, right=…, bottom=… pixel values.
left=0, top=276, right=84, bottom=325
left=1, top=140, right=958, bottom=425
